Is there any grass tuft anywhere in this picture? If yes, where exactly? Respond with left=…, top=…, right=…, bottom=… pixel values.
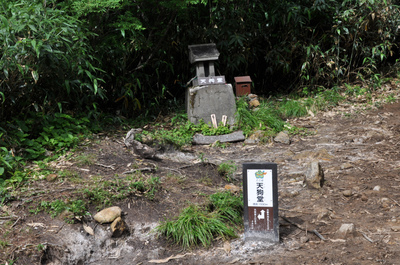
left=156, top=191, right=243, bottom=249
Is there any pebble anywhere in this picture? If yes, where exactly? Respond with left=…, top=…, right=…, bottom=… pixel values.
left=111, top=217, right=129, bottom=237
left=304, top=161, right=324, bottom=189
left=342, top=190, right=352, bottom=197
left=300, top=236, right=309, bottom=243
left=249, top=99, right=260, bottom=108
left=274, top=131, right=291, bottom=145
left=373, top=185, right=381, bottom=191
left=94, top=206, right=122, bottom=224
left=335, top=223, right=356, bottom=239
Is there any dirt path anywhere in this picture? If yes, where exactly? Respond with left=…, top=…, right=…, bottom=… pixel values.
left=2, top=99, right=400, bottom=265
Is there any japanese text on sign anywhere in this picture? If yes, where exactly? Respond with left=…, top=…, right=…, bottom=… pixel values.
left=198, top=76, right=225, bottom=85
left=247, top=169, right=273, bottom=207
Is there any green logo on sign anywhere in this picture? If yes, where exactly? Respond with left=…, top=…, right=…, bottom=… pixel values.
left=255, top=170, right=266, bottom=179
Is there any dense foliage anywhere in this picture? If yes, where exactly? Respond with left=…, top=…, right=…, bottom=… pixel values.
left=2, top=0, right=399, bottom=121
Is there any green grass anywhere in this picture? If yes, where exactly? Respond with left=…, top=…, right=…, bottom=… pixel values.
left=278, top=99, right=308, bottom=119
left=0, top=240, right=10, bottom=249
left=156, top=191, right=243, bottom=249
left=32, top=199, right=88, bottom=223
left=74, top=153, right=96, bottom=166
left=217, top=161, right=237, bottom=182
left=208, top=191, right=243, bottom=225
left=81, top=174, right=160, bottom=209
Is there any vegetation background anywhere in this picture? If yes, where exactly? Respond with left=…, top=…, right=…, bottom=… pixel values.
left=1, top=0, right=400, bottom=181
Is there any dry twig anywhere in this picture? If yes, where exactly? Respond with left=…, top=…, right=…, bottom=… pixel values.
left=281, top=216, right=326, bottom=240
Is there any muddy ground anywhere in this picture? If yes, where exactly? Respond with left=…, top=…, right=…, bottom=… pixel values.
left=1, top=87, right=400, bottom=265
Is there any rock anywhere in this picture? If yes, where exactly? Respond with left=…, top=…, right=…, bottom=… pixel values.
left=248, top=93, right=258, bottom=99
left=124, top=129, right=158, bottom=159
left=249, top=99, right=260, bottom=108
left=342, top=190, right=353, bottom=197
left=124, top=128, right=143, bottom=148
left=335, top=223, right=356, bottom=239
left=111, top=217, right=129, bottom=237
left=133, top=141, right=157, bottom=159
left=244, top=130, right=265, bottom=145
left=391, top=226, right=400, bottom=232
left=193, top=131, right=245, bottom=145
left=300, top=236, right=309, bottom=243
left=304, top=161, right=324, bottom=189
left=93, top=206, right=122, bottom=224
left=373, top=185, right=381, bottom=191
left=381, top=197, right=391, bottom=208
left=274, top=131, right=290, bottom=144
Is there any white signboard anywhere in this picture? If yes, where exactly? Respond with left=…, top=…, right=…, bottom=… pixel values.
left=198, top=76, right=225, bottom=85
left=247, top=169, right=273, bottom=207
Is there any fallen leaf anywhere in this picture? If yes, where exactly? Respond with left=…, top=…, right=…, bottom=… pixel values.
left=83, top=224, right=95, bottom=236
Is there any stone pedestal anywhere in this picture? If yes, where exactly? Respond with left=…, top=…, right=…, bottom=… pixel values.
left=185, top=84, right=236, bottom=125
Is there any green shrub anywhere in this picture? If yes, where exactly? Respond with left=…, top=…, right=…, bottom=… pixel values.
left=0, top=0, right=104, bottom=121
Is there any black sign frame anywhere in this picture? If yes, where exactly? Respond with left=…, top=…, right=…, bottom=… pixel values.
left=243, top=162, right=279, bottom=242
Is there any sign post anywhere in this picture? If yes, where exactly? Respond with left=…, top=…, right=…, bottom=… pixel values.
left=243, top=162, right=279, bottom=242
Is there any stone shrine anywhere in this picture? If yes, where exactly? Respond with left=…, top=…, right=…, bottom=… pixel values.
left=186, top=43, right=236, bottom=126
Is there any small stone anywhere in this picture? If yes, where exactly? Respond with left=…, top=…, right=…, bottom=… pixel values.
left=335, top=223, right=356, bottom=239
left=46, top=174, right=58, bottom=182
left=193, top=131, right=245, bottom=145
left=94, top=206, right=122, bottom=224
left=248, top=93, right=258, bottom=99
left=381, top=197, right=391, bottom=208
left=391, top=226, right=400, bottom=232
left=342, top=190, right=353, bottom=197
left=300, top=236, right=309, bottom=243
left=249, top=99, right=260, bottom=108
left=274, top=131, right=290, bottom=145
left=373, top=185, right=381, bottom=191
left=111, top=217, right=129, bottom=237
left=244, top=130, right=265, bottom=145
left=304, top=161, right=324, bottom=189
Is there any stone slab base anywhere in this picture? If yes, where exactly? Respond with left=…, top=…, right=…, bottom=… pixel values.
left=185, top=84, right=236, bottom=125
